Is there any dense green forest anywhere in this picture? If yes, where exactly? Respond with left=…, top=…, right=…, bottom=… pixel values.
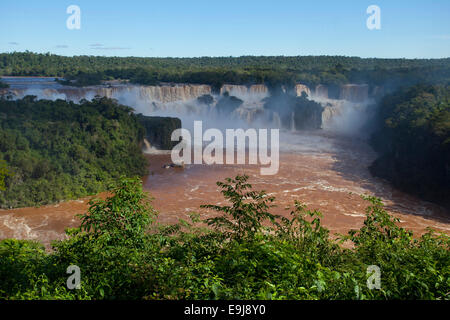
left=0, top=52, right=449, bottom=300
left=264, top=91, right=324, bottom=129
left=0, top=80, right=9, bottom=89
left=370, top=85, right=450, bottom=207
left=0, top=96, right=148, bottom=208
left=138, top=115, right=182, bottom=150
left=0, top=175, right=448, bottom=300
left=1, top=52, right=450, bottom=89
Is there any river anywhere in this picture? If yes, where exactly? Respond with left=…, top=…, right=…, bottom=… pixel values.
left=1, top=130, right=448, bottom=248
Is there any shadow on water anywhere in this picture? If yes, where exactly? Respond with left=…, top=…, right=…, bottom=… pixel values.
left=324, top=131, right=450, bottom=225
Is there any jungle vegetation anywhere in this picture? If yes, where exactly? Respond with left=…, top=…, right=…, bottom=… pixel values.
left=0, top=96, right=148, bottom=208
left=0, top=175, right=448, bottom=300
left=1, top=52, right=449, bottom=90
left=370, top=84, right=450, bottom=208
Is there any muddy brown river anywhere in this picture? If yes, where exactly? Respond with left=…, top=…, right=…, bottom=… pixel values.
left=1, top=131, right=449, bottom=247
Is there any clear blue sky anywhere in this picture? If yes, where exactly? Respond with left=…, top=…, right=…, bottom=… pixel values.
left=1, top=0, right=449, bottom=58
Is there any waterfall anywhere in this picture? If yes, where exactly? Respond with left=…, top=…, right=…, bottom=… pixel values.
left=272, top=112, right=281, bottom=128
left=143, top=139, right=152, bottom=153
left=290, top=111, right=296, bottom=132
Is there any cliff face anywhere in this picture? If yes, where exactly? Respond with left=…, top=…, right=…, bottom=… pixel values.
left=219, top=83, right=311, bottom=99
left=339, top=84, right=369, bottom=102
left=2, top=78, right=379, bottom=105
left=314, top=85, right=329, bottom=99
left=234, top=107, right=265, bottom=124
left=220, top=85, right=248, bottom=97
left=321, top=102, right=344, bottom=126
left=138, top=84, right=212, bottom=103
left=5, top=80, right=317, bottom=105
left=293, top=84, right=311, bottom=97
left=320, top=99, right=355, bottom=129
left=2, top=79, right=379, bottom=132
left=293, top=98, right=324, bottom=130
left=219, top=84, right=269, bottom=97
left=137, top=115, right=182, bottom=150
left=7, top=83, right=212, bottom=104
left=312, top=84, right=373, bottom=102
left=249, top=84, right=269, bottom=94
left=370, top=85, right=386, bottom=100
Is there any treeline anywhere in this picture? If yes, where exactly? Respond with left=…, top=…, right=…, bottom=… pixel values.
left=0, top=175, right=448, bottom=300
left=370, top=84, right=450, bottom=207
left=0, top=80, right=9, bottom=89
left=1, top=52, right=450, bottom=89
left=0, top=96, right=148, bottom=208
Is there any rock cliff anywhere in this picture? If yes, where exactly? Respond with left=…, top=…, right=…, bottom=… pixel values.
left=339, top=84, right=369, bottom=102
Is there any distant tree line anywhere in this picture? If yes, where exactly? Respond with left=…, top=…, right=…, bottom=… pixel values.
left=1, top=52, right=449, bottom=89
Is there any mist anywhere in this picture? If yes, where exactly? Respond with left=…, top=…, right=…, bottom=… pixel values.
left=2, top=79, right=382, bottom=149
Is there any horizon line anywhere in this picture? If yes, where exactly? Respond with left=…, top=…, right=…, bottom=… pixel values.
left=1, top=51, right=450, bottom=61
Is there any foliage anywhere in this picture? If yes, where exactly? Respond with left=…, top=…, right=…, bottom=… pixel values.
left=215, top=92, right=244, bottom=116
left=0, top=80, right=9, bottom=89
left=0, top=159, right=10, bottom=191
left=370, top=84, right=450, bottom=206
left=0, top=96, right=148, bottom=208
left=1, top=52, right=449, bottom=89
left=137, top=115, right=182, bottom=150
left=0, top=175, right=448, bottom=300
left=201, top=175, right=278, bottom=241
left=79, top=177, right=156, bottom=246
left=197, top=94, right=214, bottom=106
left=56, top=71, right=104, bottom=87
left=264, top=91, right=324, bottom=129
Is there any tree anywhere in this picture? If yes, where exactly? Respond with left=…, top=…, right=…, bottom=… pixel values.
left=0, top=160, right=10, bottom=191
left=201, top=175, right=278, bottom=241
left=79, top=177, right=156, bottom=246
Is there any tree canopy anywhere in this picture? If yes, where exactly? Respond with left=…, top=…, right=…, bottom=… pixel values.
left=0, top=96, right=148, bottom=208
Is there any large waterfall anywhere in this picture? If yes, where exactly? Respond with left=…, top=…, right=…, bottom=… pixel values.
left=5, top=81, right=212, bottom=104
left=272, top=112, right=281, bottom=128
left=1, top=77, right=375, bottom=134
left=290, top=111, right=296, bottom=132
left=143, top=139, right=152, bottom=153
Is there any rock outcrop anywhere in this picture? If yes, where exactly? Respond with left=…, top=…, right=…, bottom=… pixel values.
left=321, top=101, right=346, bottom=128
left=314, top=85, right=329, bottom=99
left=137, top=115, right=182, bottom=150
left=219, top=84, right=269, bottom=97
left=293, top=84, right=311, bottom=97
left=2, top=78, right=376, bottom=131
left=220, top=85, right=248, bottom=97
left=339, top=84, right=369, bottom=102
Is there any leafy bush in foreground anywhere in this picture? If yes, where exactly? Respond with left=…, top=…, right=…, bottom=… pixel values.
left=0, top=175, right=448, bottom=300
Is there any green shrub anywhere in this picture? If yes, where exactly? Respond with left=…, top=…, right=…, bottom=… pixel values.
left=0, top=175, right=448, bottom=300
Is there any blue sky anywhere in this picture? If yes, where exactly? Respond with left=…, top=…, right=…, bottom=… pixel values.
left=0, top=0, right=449, bottom=58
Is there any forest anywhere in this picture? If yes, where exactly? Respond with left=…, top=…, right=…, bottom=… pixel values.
left=0, top=175, right=448, bottom=300
left=0, top=80, right=8, bottom=89
left=1, top=52, right=450, bottom=90
left=0, top=96, right=148, bottom=208
left=138, top=115, right=182, bottom=150
left=0, top=52, right=449, bottom=300
left=264, top=91, right=324, bottom=129
left=370, top=84, right=450, bottom=208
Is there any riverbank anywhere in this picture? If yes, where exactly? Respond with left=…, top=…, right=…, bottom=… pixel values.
left=1, top=131, right=448, bottom=249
